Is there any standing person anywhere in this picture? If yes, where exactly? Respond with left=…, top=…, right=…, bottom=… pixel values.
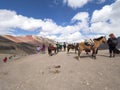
left=107, top=33, right=118, bottom=57
left=41, top=43, right=46, bottom=54
left=63, top=42, right=66, bottom=51
left=36, top=46, right=41, bottom=53
left=3, top=57, right=7, bottom=63
left=56, top=42, right=59, bottom=52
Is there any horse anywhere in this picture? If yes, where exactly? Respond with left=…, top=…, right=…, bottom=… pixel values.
left=78, top=36, right=107, bottom=59
left=48, top=44, right=58, bottom=56
left=67, top=43, right=79, bottom=54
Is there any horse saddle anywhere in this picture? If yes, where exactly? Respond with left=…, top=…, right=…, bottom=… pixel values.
left=84, top=39, right=94, bottom=46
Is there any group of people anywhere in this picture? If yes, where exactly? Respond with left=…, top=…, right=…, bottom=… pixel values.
left=47, top=42, right=67, bottom=56
left=36, top=42, right=67, bottom=54
left=36, top=33, right=119, bottom=58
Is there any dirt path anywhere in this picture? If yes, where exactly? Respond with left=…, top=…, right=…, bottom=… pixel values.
left=0, top=50, right=120, bottom=90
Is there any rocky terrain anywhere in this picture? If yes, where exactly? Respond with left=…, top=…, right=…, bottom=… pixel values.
left=0, top=35, right=55, bottom=55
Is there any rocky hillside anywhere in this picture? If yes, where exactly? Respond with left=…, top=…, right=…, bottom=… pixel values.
left=0, top=35, right=55, bottom=55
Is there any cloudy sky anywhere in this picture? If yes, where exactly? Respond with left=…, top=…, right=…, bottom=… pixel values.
left=0, top=0, right=120, bottom=42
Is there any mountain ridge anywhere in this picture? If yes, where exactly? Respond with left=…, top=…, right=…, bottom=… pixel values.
left=0, top=35, right=55, bottom=55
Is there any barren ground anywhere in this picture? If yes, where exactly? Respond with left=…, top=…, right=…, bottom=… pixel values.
left=0, top=50, right=120, bottom=90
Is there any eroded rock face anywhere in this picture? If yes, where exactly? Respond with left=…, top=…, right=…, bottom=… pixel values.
left=0, top=35, right=55, bottom=54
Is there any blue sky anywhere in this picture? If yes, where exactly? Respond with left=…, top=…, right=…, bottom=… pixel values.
left=0, top=0, right=120, bottom=42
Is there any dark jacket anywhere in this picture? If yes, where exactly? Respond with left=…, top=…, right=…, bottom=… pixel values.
left=107, top=38, right=118, bottom=47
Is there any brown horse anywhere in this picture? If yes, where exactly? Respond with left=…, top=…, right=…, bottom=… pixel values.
left=67, top=43, right=79, bottom=54
left=78, top=36, right=107, bottom=59
left=48, top=44, right=58, bottom=56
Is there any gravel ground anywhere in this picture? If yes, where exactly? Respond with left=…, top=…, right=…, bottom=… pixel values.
left=0, top=50, right=120, bottom=90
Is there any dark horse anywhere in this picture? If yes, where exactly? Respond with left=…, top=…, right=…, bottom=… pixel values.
left=48, top=44, right=58, bottom=56
left=78, top=36, right=107, bottom=59
left=67, top=43, right=79, bottom=54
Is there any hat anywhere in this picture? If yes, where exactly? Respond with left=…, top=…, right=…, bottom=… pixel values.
left=109, top=33, right=114, bottom=36
left=109, top=33, right=115, bottom=38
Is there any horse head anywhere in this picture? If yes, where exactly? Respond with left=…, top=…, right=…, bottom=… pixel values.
left=101, top=36, right=107, bottom=43
left=94, top=36, right=107, bottom=43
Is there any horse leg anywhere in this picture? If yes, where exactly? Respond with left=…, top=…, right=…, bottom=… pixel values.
left=75, top=49, right=76, bottom=54
left=75, top=48, right=78, bottom=54
left=48, top=48, right=52, bottom=56
left=96, top=48, right=98, bottom=54
left=48, top=48, right=50, bottom=55
left=78, top=50, right=80, bottom=60
left=50, top=50, right=52, bottom=56
left=57, top=47, right=59, bottom=53
left=54, top=49, right=56, bottom=54
left=91, top=48, right=94, bottom=58
left=56, top=48, right=58, bottom=54
left=75, top=48, right=77, bottom=54
left=67, top=48, right=70, bottom=53
left=94, top=48, right=98, bottom=59
left=92, top=48, right=97, bottom=59
left=78, top=49, right=82, bottom=60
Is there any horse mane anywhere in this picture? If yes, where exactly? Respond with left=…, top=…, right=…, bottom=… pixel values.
left=94, top=36, right=104, bottom=41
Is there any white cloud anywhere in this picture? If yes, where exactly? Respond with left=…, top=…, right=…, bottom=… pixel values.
left=40, top=19, right=62, bottom=34
left=91, top=5, right=112, bottom=23
left=63, top=0, right=91, bottom=9
left=63, top=0, right=107, bottom=9
left=97, top=0, right=106, bottom=4
left=91, top=0, right=120, bottom=37
left=0, top=0, right=120, bottom=43
left=54, top=31, right=83, bottom=43
left=39, top=12, right=90, bottom=42
left=0, top=8, right=107, bottom=43
left=90, top=22, right=110, bottom=34
left=0, top=9, right=43, bottom=31
left=72, top=12, right=89, bottom=22
left=0, top=9, right=90, bottom=42
left=71, top=12, right=90, bottom=34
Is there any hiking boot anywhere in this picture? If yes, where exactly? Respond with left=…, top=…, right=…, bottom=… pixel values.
left=109, top=56, right=112, bottom=58
left=109, top=54, right=112, bottom=58
left=113, top=54, right=115, bottom=57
